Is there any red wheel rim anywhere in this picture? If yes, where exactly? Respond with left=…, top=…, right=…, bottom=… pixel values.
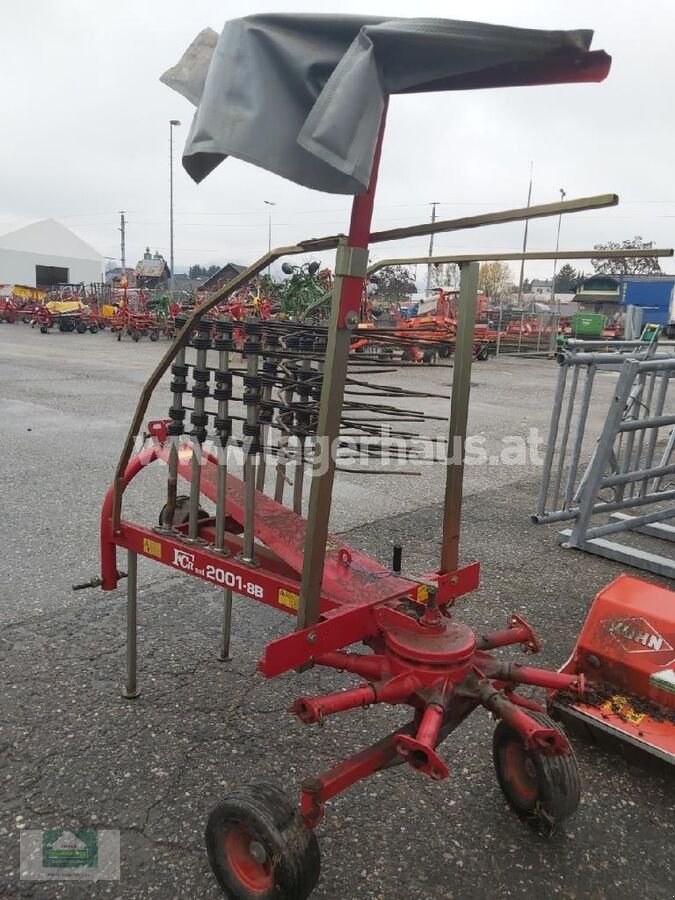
left=223, top=826, right=273, bottom=894
left=503, top=740, right=538, bottom=804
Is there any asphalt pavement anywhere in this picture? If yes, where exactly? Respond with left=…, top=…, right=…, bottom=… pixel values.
left=0, top=324, right=673, bottom=899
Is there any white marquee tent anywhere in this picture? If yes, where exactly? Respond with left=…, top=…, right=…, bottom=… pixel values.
left=0, top=219, right=103, bottom=288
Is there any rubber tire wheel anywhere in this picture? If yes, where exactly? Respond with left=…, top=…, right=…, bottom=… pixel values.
left=476, top=345, right=489, bottom=361
left=205, top=782, right=320, bottom=900
left=131, top=329, right=141, bottom=342
left=76, top=320, right=88, bottom=334
left=158, top=494, right=209, bottom=527
left=492, top=711, right=580, bottom=832
left=149, top=331, right=159, bottom=342
left=422, top=350, right=435, bottom=365
left=438, top=343, right=451, bottom=359
left=401, top=348, right=412, bottom=362
left=89, top=324, right=99, bottom=334
left=40, top=325, right=50, bottom=334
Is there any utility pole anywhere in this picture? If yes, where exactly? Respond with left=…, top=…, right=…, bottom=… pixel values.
left=169, top=119, right=181, bottom=295
left=118, top=212, right=126, bottom=271
left=516, top=162, right=533, bottom=306
left=551, top=188, right=566, bottom=314
left=264, top=200, right=276, bottom=275
left=426, top=202, right=439, bottom=295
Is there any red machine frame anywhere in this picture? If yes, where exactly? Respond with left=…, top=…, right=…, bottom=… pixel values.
left=93, top=120, right=658, bottom=898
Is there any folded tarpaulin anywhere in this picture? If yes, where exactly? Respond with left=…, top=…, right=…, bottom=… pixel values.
left=162, top=14, right=610, bottom=195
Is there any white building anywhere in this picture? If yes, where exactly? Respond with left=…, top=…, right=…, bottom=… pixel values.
left=0, top=218, right=103, bottom=288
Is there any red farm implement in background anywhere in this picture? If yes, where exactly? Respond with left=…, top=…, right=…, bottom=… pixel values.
left=352, top=287, right=491, bottom=363
left=77, top=13, right=675, bottom=900
left=0, top=296, right=18, bottom=324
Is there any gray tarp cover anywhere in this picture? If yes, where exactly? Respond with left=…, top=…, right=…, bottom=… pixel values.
left=162, top=14, right=607, bottom=195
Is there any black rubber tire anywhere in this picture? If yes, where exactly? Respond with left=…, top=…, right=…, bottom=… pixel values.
left=476, top=344, right=490, bottom=361
left=131, top=329, right=141, bottom=342
left=22, top=314, right=31, bottom=324
left=40, top=325, right=50, bottom=334
left=158, top=494, right=209, bottom=527
left=75, top=320, right=88, bottom=334
left=401, top=348, right=412, bottom=362
left=492, top=710, right=580, bottom=832
left=149, top=331, right=159, bottom=342
left=205, top=782, right=320, bottom=900
left=89, top=324, right=99, bottom=334
left=422, top=350, right=436, bottom=365
left=438, top=342, right=451, bottom=359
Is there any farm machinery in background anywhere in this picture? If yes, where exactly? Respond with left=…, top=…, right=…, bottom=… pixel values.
left=351, top=287, right=492, bottom=363
left=33, top=285, right=100, bottom=334
left=0, top=284, right=45, bottom=325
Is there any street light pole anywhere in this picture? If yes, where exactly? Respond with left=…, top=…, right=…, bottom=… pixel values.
left=516, top=161, right=534, bottom=306
left=264, top=201, right=276, bottom=275
left=169, top=119, right=181, bottom=295
left=551, top=187, right=566, bottom=314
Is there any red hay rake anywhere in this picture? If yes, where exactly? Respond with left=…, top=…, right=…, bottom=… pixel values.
left=82, top=18, right=673, bottom=898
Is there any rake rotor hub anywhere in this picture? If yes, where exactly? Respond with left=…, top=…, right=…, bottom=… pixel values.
left=290, top=604, right=586, bottom=825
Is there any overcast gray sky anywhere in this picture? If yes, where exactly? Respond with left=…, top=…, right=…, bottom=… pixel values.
left=2, top=0, right=674, bottom=281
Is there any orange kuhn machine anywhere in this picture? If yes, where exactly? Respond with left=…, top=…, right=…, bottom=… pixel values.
left=551, top=575, right=675, bottom=765
left=80, top=14, right=674, bottom=900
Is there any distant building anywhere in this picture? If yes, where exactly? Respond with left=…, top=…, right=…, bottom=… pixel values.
left=135, top=248, right=170, bottom=288
left=173, top=273, right=208, bottom=293
left=105, top=266, right=137, bottom=286
left=530, top=278, right=553, bottom=296
left=575, top=274, right=675, bottom=334
left=0, top=218, right=103, bottom=288
left=201, top=262, right=247, bottom=294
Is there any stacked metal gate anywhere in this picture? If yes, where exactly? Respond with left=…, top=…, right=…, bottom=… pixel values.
left=533, top=338, right=675, bottom=577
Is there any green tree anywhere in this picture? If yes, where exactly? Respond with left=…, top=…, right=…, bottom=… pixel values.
left=188, top=263, right=222, bottom=279
left=478, top=261, right=516, bottom=301
left=370, top=265, right=417, bottom=299
left=554, top=263, right=578, bottom=293
left=591, top=236, right=662, bottom=276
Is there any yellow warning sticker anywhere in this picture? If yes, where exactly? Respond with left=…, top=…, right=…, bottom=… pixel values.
left=143, top=538, right=163, bottom=559
left=278, top=588, right=300, bottom=611
left=601, top=694, right=645, bottom=724
left=416, top=585, right=429, bottom=604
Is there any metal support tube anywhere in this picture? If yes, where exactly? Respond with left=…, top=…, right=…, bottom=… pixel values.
left=629, top=371, right=657, bottom=497
left=564, top=365, right=596, bottom=507
left=214, top=333, right=232, bottom=552
left=440, top=261, right=480, bottom=573
left=123, top=550, right=140, bottom=699
left=218, top=589, right=233, bottom=662
left=297, top=106, right=388, bottom=632
left=584, top=505, right=675, bottom=540
left=653, top=425, right=675, bottom=492
left=535, top=363, right=568, bottom=516
left=550, top=365, right=578, bottom=511
left=161, top=344, right=186, bottom=530
left=241, top=324, right=261, bottom=564
left=535, top=485, right=675, bottom=525
left=188, top=329, right=211, bottom=542
left=602, top=461, right=675, bottom=488
left=645, top=372, right=671, bottom=493
left=569, top=360, right=640, bottom=545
